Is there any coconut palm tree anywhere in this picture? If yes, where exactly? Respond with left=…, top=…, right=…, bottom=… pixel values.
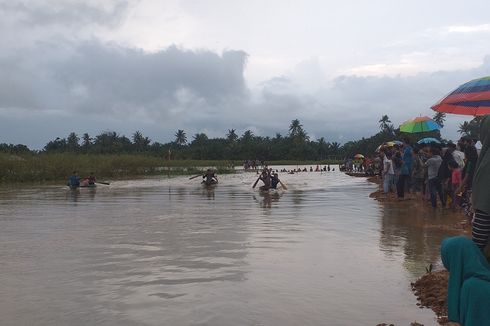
left=329, top=142, right=340, bottom=155
left=458, top=121, right=471, bottom=135
left=192, top=133, right=208, bottom=145
left=132, top=131, right=151, bottom=151
left=241, top=130, right=254, bottom=142
left=378, top=115, right=392, bottom=132
left=81, top=133, right=91, bottom=153
left=432, top=112, right=446, bottom=128
left=226, top=129, right=238, bottom=142
left=66, top=132, right=80, bottom=152
left=288, top=119, right=308, bottom=143
left=175, top=129, right=187, bottom=145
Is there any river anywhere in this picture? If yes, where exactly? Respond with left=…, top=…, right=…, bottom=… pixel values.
left=0, top=168, right=454, bottom=325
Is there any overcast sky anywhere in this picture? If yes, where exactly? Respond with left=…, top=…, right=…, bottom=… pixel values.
left=1, top=0, right=490, bottom=149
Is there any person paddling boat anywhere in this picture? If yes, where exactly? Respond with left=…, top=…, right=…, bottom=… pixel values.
left=202, top=169, right=218, bottom=186
left=253, top=168, right=271, bottom=191
left=271, top=172, right=287, bottom=190
left=67, top=171, right=80, bottom=189
left=80, top=172, right=97, bottom=187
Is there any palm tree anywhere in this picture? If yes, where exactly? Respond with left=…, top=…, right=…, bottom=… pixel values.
left=432, top=112, right=446, bottom=128
left=459, top=117, right=484, bottom=138
left=132, top=131, right=151, bottom=151
left=458, top=121, right=471, bottom=135
left=226, top=129, right=238, bottom=142
left=241, top=130, right=254, bottom=142
left=192, top=133, right=208, bottom=145
left=329, top=142, right=340, bottom=155
left=317, top=137, right=327, bottom=159
left=288, top=119, right=308, bottom=143
left=378, top=115, right=392, bottom=132
left=175, top=129, right=187, bottom=145
left=66, top=132, right=80, bottom=152
left=289, top=119, right=302, bottom=136
left=81, top=133, right=91, bottom=153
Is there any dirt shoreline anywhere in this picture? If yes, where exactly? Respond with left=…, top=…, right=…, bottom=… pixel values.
left=349, top=173, right=469, bottom=326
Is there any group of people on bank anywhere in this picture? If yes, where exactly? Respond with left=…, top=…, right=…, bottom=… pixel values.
left=379, top=137, right=477, bottom=211
left=378, top=117, right=490, bottom=326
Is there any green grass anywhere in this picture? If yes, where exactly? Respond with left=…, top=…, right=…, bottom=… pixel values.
left=0, top=153, right=235, bottom=184
left=0, top=154, right=342, bottom=184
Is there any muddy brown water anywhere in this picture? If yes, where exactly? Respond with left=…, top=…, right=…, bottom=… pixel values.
left=0, top=167, right=456, bottom=325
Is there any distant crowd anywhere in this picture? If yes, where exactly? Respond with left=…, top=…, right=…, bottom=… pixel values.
left=281, top=165, right=335, bottom=174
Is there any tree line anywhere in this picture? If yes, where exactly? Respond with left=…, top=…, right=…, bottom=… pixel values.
left=0, top=114, right=482, bottom=160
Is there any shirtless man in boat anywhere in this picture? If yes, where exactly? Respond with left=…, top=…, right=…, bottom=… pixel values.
left=258, top=168, right=271, bottom=191
left=202, top=169, right=218, bottom=186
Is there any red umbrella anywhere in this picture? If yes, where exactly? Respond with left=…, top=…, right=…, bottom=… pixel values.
left=431, top=77, right=490, bottom=115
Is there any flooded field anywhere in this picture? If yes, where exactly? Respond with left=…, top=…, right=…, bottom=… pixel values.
left=0, top=168, right=456, bottom=325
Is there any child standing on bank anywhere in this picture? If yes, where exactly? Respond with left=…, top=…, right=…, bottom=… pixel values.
left=448, top=160, right=462, bottom=209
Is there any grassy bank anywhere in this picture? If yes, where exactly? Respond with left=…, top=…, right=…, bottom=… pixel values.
left=0, top=153, right=235, bottom=184
left=0, top=154, right=343, bottom=184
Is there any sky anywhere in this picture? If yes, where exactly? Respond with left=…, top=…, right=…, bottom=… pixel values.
left=1, top=0, right=490, bottom=149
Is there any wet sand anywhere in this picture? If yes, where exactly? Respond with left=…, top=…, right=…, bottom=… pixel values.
left=355, top=174, right=469, bottom=326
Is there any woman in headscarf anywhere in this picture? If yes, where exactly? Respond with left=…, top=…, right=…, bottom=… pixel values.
left=472, top=115, right=490, bottom=250
left=441, top=236, right=490, bottom=325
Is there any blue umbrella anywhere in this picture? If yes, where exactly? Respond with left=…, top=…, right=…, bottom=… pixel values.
left=417, top=137, right=441, bottom=144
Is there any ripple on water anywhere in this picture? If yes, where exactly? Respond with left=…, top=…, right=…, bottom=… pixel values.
left=0, top=169, right=439, bottom=326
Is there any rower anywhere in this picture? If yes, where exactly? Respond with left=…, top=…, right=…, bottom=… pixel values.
left=87, top=172, right=96, bottom=185
left=258, top=168, right=271, bottom=191
left=68, top=171, right=80, bottom=189
left=271, top=172, right=280, bottom=189
left=202, top=169, right=218, bottom=185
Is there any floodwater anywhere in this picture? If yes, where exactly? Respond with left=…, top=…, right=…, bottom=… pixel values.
left=0, top=167, right=456, bottom=326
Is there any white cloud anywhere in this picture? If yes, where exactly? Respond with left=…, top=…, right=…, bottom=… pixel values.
left=445, top=24, right=490, bottom=34
left=2, top=0, right=490, bottom=148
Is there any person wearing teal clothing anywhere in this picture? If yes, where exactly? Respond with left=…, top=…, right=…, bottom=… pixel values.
left=441, top=236, right=490, bottom=326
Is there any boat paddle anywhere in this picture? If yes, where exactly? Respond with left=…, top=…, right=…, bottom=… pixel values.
left=279, top=180, right=288, bottom=190
left=252, top=176, right=261, bottom=188
left=189, top=174, right=203, bottom=180
left=96, top=181, right=110, bottom=185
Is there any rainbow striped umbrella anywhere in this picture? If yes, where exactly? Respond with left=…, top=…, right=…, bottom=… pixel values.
left=399, top=116, right=441, bottom=133
left=432, top=76, right=490, bottom=115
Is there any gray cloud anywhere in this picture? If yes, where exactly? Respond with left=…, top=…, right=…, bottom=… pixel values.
left=0, top=1, right=130, bottom=28
left=1, top=37, right=490, bottom=148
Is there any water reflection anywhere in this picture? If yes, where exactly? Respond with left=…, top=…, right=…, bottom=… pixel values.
left=65, top=188, right=97, bottom=204
left=379, top=199, right=460, bottom=277
left=253, top=190, right=282, bottom=209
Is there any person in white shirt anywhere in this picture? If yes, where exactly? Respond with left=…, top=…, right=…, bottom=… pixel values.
left=382, top=151, right=395, bottom=194
left=449, top=142, right=465, bottom=168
